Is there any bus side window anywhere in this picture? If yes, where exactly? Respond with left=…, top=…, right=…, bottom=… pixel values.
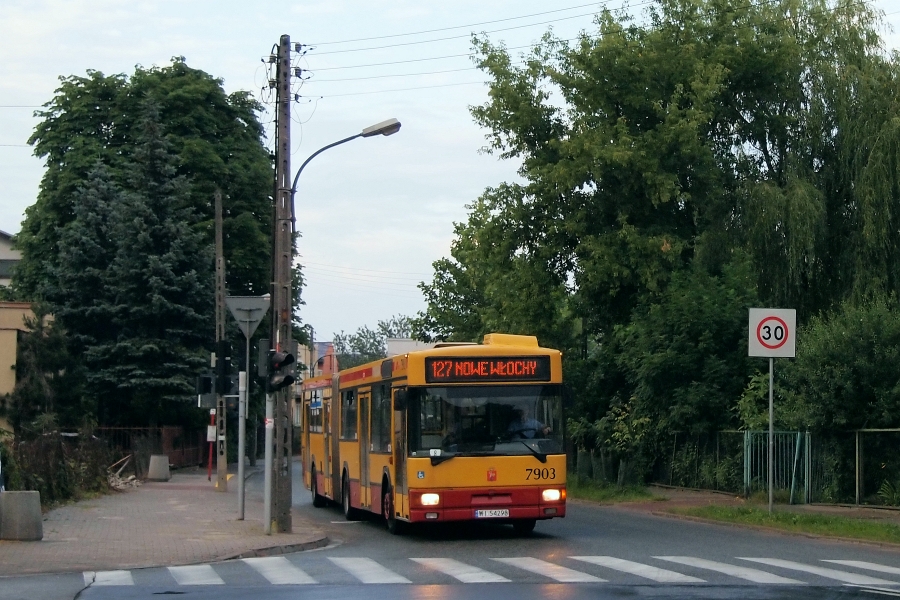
left=372, top=384, right=391, bottom=452
left=341, top=390, right=358, bottom=440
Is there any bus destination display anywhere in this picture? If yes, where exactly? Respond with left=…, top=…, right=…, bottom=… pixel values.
left=425, top=356, right=551, bottom=383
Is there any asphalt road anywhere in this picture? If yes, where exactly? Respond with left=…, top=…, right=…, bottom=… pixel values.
left=3, top=461, right=900, bottom=600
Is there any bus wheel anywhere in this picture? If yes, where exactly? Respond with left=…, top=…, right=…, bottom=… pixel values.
left=342, top=473, right=360, bottom=521
left=512, top=519, right=536, bottom=535
left=310, top=469, right=326, bottom=508
left=382, top=485, right=404, bottom=535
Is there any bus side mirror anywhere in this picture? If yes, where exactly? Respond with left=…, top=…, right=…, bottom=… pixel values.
left=394, top=389, right=408, bottom=411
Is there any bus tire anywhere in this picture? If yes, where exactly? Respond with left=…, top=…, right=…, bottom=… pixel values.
left=512, top=519, right=536, bottom=535
left=342, top=473, right=360, bottom=521
left=382, top=483, right=405, bottom=535
left=310, top=468, right=326, bottom=508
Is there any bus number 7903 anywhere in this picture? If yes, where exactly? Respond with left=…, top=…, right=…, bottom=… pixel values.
left=525, top=468, right=556, bottom=480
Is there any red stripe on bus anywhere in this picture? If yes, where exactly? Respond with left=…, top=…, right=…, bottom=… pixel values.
left=340, top=367, right=373, bottom=384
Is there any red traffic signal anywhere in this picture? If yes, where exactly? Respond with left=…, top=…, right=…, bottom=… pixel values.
left=267, top=350, right=295, bottom=392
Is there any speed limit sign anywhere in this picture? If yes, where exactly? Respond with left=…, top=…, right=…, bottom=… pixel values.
left=748, top=308, right=796, bottom=358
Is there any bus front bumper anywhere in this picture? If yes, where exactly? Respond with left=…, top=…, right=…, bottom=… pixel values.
left=407, top=486, right=566, bottom=523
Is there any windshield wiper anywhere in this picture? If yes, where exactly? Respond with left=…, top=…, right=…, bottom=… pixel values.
left=430, top=453, right=455, bottom=466
left=519, top=441, right=547, bottom=463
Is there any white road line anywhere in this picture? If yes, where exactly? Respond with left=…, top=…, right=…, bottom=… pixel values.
left=242, top=556, right=317, bottom=584
left=328, top=557, right=411, bottom=584
left=492, top=557, right=604, bottom=583
left=823, top=560, right=900, bottom=577
left=655, top=556, right=804, bottom=584
left=412, top=558, right=510, bottom=583
left=167, top=565, right=225, bottom=585
left=738, top=558, right=898, bottom=586
left=571, top=556, right=705, bottom=583
left=83, top=571, right=135, bottom=586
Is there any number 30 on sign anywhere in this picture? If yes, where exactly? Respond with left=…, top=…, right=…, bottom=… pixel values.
left=748, top=308, right=796, bottom=358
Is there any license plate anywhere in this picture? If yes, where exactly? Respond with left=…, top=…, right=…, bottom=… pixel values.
left=474, top=509, right=509, bottom=518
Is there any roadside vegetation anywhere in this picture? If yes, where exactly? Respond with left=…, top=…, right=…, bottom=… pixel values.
left=672, top=505, right=900, bottom=545
left=566, top=478, right=661, bottom=504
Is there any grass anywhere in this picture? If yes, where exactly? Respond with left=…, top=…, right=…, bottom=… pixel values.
left=672, top=505, right=900, bottom=545
left=567, top=477, right=663, bottom=504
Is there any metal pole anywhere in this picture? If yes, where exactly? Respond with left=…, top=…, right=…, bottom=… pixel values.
left=768, top=357, right=774, bottom=514
left=215, top=190, right=228, bottom=493
left=855, top=430, right=860, bottom=506
left=238, top=370, right=247, bottom=520
left=270, top=33, right=293, bottom=534
left=264, top=393, right=274, bottom=534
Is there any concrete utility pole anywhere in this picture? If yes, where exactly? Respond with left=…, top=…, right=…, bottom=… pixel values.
left=269, top=33, right=293, bottom=533
left=214, top=190, right=228, bottom=492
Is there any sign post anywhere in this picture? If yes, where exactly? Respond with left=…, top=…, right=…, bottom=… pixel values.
left=226, top=295, right=270, bottom=520
left=748, top=308, right=796, bottom=514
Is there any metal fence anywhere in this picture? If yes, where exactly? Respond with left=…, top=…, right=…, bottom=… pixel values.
left=95, top=427, right=206, bottom=476
left=656, top=429, right=900, bottom=506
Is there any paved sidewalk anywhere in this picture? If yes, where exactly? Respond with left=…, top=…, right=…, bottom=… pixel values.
left=0, top=466, right=327, bottom=576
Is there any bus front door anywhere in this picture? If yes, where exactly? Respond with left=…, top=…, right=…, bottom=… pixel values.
left=358, top=390, right=371, bottom=509
left=330, top=374, right=341, bottom=502
left=393, top=388, right=407, bottom=517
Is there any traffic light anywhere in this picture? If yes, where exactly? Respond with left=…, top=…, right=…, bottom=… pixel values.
left=267, top=349, right=295, bottom=392
left=215, top=339, right=232, bottom=395
left=195, top=374, right=213, bottom=395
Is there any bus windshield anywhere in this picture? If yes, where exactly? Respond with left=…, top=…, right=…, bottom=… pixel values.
left=407, top=385, right=564, bottom=458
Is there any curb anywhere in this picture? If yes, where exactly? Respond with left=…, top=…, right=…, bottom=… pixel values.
left=216, top=535, right=331, bottom=562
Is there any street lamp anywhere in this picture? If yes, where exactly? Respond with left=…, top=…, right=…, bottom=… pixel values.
left=289, top=118, right=402, bottom=231
left=265, top=118, right=401, bottom=533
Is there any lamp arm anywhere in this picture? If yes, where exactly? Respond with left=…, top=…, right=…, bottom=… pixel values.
left=289, top=133, right=362, bottom=232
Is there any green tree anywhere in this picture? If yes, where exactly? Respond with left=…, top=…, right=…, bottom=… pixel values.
left=333, top=315, right=416, bottom=369
left=1, top=307, right=85, bottom=436
left=779, top=296, right=900, bottom=432
left=18, top=58, right=273, bottom=301
left=43, top=104, right=213, bottom=426
left=420, top=0, right=900, bottom=437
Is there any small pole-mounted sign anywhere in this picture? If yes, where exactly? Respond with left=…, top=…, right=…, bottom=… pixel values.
left=749, top=308, right=797, bottom=515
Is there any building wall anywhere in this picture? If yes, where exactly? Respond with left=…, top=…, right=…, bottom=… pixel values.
left=0, top=302, right=34, bottom=435
left=0, top=231, right=21, bottom=288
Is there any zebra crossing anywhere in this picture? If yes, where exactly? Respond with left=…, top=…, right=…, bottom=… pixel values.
left=82, top=555, right=900, bottom=587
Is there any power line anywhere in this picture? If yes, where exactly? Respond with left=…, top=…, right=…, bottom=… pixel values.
left=301, top=81, right=486, bottom=98
left=310, top=11, right=600, bottom=56
left=308, top=1, right=606, bottom=45
left=310, top=66, right=481, bottom=82
left=302, top=259, right=431, bottom=276
left=303, top=0, right=876, bottom=88
left=302, top=267, right=425, bottom=285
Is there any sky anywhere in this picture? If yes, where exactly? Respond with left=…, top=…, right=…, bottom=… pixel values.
left=2, top=0, right=900, bottom=343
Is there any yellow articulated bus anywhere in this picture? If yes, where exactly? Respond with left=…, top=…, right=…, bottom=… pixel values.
left=300, top=333, right=566, bottom=535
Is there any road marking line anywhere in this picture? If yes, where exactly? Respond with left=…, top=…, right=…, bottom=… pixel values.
left=167, top=564, right=225, bottom=585
left=83, top=570, right=135, bottom=586
left=328, top=557, right=411, bottom=583
left=823, top=560, right=900, bottom=577
left=655, top=556, right=804, bottom=584
left=852, top=587, right=900, bottom=597
left=738, top=558, right=898, bottom=586
left=412, top=558, right=510, bottom=583
left=95, top=570, right=135, bottom=586
left=571, top=556, right=705, bottom=583
left=242, top=556, right=317, bottom=584
left=492, top=557, right=604, bottom=582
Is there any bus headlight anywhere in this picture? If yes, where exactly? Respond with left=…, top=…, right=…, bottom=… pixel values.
left=420, top=493, right=440, bottom=506
left=542, top=489, right=561, bottom=502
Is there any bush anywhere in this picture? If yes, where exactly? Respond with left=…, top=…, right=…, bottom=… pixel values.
left=9, top=432, right=112, bottom=506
